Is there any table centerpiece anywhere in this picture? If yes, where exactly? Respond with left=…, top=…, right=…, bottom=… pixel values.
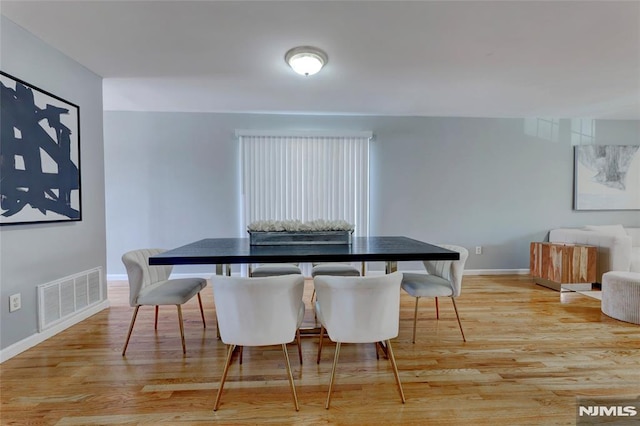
left=247, top=219, right=354, bottom=245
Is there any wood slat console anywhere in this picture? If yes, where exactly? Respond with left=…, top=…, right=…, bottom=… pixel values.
left=530, top=242, right=597, bottom=291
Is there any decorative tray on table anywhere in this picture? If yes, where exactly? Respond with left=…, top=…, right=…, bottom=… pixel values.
left=247, top=220, right=354, bottom=246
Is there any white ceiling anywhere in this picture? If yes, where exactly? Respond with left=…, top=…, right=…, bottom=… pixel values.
left=2, top=0, right=639, bottom=119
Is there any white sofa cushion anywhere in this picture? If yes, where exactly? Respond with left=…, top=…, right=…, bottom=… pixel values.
left=584, top=224, right=628, bottom=238
left=626, top=227, right=640, bottom=243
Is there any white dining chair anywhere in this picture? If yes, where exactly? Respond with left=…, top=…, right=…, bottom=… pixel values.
left=212, top=274, right=305, bottom=411
left=311, top=262, right=361, bottom=277
left=121, top=248, right=207, bottom=356
left=309, top=262, right=361, bottom=316
left=401, top=244, right=469, bottom=343
left=313, top=271, right=405, bottom=408
left=249, top=263, right=302, bottom=277
left=243, top=262, right=304, bottom=364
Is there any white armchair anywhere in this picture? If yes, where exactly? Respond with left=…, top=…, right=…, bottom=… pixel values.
left=313, top=272, right=405, bottom=408
left=212, top=274, right=305, bottom=411
left=401, top=245, right=469, bottom=343
left=549, top=225, right=640, bottom=283
left=121, top=249, right=207, bottom=356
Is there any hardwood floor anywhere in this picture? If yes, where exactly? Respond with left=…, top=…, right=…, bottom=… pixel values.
left=1, top=275, right=638, bottom=425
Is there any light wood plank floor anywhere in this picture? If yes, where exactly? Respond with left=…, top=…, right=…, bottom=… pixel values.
left=1, top=275, right=638, bottom=425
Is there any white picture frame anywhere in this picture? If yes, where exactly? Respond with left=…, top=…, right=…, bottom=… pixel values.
left=574, top=145, right=640, bottom=210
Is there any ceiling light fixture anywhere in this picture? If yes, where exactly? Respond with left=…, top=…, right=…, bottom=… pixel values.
left=285, top=46, right=328, bottom=76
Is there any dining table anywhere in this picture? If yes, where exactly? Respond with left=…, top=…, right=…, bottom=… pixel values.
left=149, top=236, right=460, bottom=340
left=148, top=236, right=460, bottom=274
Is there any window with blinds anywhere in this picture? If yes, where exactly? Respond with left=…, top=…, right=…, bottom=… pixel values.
left=238, top=130, right=372, bottom=238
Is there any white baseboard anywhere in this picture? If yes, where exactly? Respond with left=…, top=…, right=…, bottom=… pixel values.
left=0, top=300, right=110, bottom=364
left=359, top=269, right=530, bottom=276
left=464, top=269, right=530, bottom=275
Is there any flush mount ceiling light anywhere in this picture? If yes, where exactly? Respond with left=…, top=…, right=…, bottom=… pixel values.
left=285, top=46, right=328, bottom=76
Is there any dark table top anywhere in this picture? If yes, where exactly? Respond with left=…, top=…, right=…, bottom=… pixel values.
left=149, top=236, right=459, bottom=265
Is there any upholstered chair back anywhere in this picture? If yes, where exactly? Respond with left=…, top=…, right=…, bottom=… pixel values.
left=212, top=274, right=305, bottom=346
left=122, top=249, right=173, bottom=307
left=313, top=271, right=403, bottom=344
left=422, top=245, right=469, bottom=297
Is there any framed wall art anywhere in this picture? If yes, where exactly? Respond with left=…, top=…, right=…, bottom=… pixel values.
left=574, top=144, right=640, bottom=210
left=0, top=71, right=81, bottom=225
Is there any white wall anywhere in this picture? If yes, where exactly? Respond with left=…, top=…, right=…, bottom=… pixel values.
left=103, top=112, right=640, bottom=276
left=0, top=17, right=106, bottom=350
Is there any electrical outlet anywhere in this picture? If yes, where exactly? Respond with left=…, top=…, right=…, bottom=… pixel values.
left=475, top=246, right=482, bottom=255
left=9, top=293, right=21, bottom=312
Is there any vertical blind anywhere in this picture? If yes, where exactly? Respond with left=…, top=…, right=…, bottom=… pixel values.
left=238, top=131, right=372, bottom=237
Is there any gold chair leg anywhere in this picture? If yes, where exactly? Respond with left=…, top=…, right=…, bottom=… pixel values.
left=412, top=297, right=419, bottom=344
left=176, top=305, right=186, bottom=354
left=325, top=342, right=341, bottom=409
left=435, top=297, right=439, bottom=319
left=282, top=344, right=300, bottom=411
left=451, top=298, right=466, bottom=342
left=122, top=306, right=140, bottom=356
left=214, top=344, right=236, bottom=411
left=197, top=293, right=206, bottom=328
left=312, top=289, right=318, bottom=323
left=317, top=325, right=325, bottom=364
left=296, top=329, right=303, bottom=364
left=385, top=339, right=406, bottom=403
left=154, top=306, right=159, bottom=330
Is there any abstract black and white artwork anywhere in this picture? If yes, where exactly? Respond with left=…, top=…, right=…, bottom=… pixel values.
left=574, top=145, right=640, bottom=210
left=0, top=71, right=81, bottom=225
